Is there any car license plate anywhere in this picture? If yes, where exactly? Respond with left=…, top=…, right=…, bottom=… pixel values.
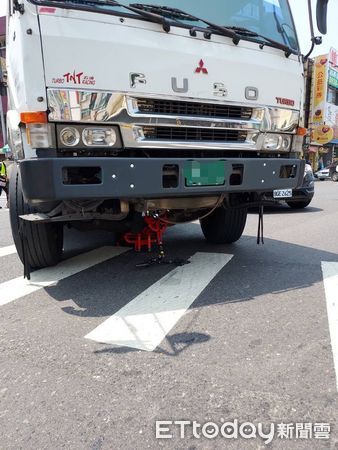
left=273, top=188, right=293, bottom=198
left=184, top=161, right=225, bottom=187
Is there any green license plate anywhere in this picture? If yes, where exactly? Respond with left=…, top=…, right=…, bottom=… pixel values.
left=184, top=161, right=226, bottom=187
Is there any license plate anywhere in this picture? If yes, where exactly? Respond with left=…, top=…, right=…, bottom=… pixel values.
left=184, top=161, right=225, bottom=187
left=273, top=188, right=293, bottom=198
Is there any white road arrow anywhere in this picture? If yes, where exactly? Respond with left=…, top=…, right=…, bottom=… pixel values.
left=321, top=261, right=338, bottom=391
left=85, top=252, right=233, bottom=351
left=0, top=245, right=17, bottom=258
left=0, top=246, right=129, bottom=307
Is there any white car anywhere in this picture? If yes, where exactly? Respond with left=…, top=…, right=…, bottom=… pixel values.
left=314, top=167, right=331, bottom=180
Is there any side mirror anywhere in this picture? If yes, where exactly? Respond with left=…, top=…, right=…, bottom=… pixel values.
left=316, top=0, right=329, bottom=34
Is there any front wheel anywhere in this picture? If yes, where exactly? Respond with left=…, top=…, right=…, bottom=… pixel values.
left=200, top=206, right=247, bottom=244
left=332, top=172, right=338, bottom=182
left=9, top=164, right=63, bottom=269
left=286, top=199, right=312, bottom=209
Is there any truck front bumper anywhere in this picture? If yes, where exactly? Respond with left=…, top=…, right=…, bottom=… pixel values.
left=19, top=157, right=305, bottom=202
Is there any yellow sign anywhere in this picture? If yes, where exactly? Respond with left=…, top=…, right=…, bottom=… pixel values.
left=312, top=56, right=328, bottom=123
left=311, top=125, right=334, bottom=145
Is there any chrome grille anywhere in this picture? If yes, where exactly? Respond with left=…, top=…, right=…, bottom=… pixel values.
left=142, top=126, right=247, bottom=142
left=136, top=98, right=253, bottom=120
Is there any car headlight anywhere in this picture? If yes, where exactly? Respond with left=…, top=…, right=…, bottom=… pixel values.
left=56, top=124, right=122, bottom=149
left=60, top=127, right=81, bottom=147
left=262, top=133, right=291, bottom=151
left=304, top=164, right=313, bottom=174
left=304, top=163, right=314, bottom=181
left=82, top=128, right=117, bottom=147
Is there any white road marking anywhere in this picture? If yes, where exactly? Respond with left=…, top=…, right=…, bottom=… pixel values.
left=321, top=262, right=338, bottom=391
left=0, top=246, right=129, bottom=307
left=85, top=252, right=233, bottom=351
left=0, top=245, right=17, bottom=257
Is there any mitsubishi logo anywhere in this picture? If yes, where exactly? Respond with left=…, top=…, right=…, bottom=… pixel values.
left=195, top=59, right=208, bottom=74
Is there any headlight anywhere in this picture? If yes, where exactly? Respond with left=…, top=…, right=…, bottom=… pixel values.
left=82, top=128, right=117, bottom=147
left=56, top=124, right=122, bottom=150
left=262, top=133, right=291, bottom=151
left=304, top=164, right=314, bottom=183
left=304, top=163, right=313, bottom=174
left=60, top=127, right=80, bottom=147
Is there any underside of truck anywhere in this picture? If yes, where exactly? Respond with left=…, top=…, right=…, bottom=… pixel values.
left=6, top=0, right=307, bottom=270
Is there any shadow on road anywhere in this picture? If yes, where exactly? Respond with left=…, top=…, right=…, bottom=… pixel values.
left=248, top=205, right=323, bottom=215
left=44, top=224, right=338, bottom=339
left=94, top=331, right=211, bottom=356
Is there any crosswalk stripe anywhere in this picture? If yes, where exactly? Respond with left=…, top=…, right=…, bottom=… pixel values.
left=321, top=261, right=338, bottom=391
left=0, top=246, right=129, bottom=307
left=85, top=252, right=233, bottom=352
left=0, top=245, right=17, bottom=257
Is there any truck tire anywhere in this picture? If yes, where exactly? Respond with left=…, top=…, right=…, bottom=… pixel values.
left=200, top=206, right=247, bottom=244
left=9, top=164, right=63, bottom=269
left=286, top=199, right=312, bottom=209
left=332, top=172, right=338, bottom=182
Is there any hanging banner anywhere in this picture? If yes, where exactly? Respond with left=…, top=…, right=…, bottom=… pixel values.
left=311, top=125, right=334, bottom=145
left=311, top=55, right=328, bottom=124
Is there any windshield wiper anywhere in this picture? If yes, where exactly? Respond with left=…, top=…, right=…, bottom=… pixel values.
left=272, top=6, right=292, bottom=48
left=224, top=26, right=297, bottom=57
left=129, top=4, right=241, bottom=45
left=35, top=0, right=173, bottom=32
left=130, top=4, right=196, bottom=21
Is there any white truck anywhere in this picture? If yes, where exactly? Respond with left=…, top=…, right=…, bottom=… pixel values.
left=6, top=0, right=329, bottom=270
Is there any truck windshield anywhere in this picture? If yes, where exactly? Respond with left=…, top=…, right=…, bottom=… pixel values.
left=33, top=0, right=299, bottom=51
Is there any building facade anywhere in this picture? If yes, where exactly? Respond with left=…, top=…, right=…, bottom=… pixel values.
left=307, top=48, right=338, bottom=169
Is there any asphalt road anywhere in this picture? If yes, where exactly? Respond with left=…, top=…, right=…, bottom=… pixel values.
left=0, top=181, right=337, bottom=450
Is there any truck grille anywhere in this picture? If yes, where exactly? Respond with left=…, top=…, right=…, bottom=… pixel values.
left=142, top=126, right=247, bottom=142
left=136, top=98, right=252, bottom=120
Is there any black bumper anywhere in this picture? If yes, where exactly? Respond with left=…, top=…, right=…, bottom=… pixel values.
left=264, top=174, right=314, bottom=203
left=19, top=157, right=305, bottom=202
left=287, top=186, right=314, bottom=202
